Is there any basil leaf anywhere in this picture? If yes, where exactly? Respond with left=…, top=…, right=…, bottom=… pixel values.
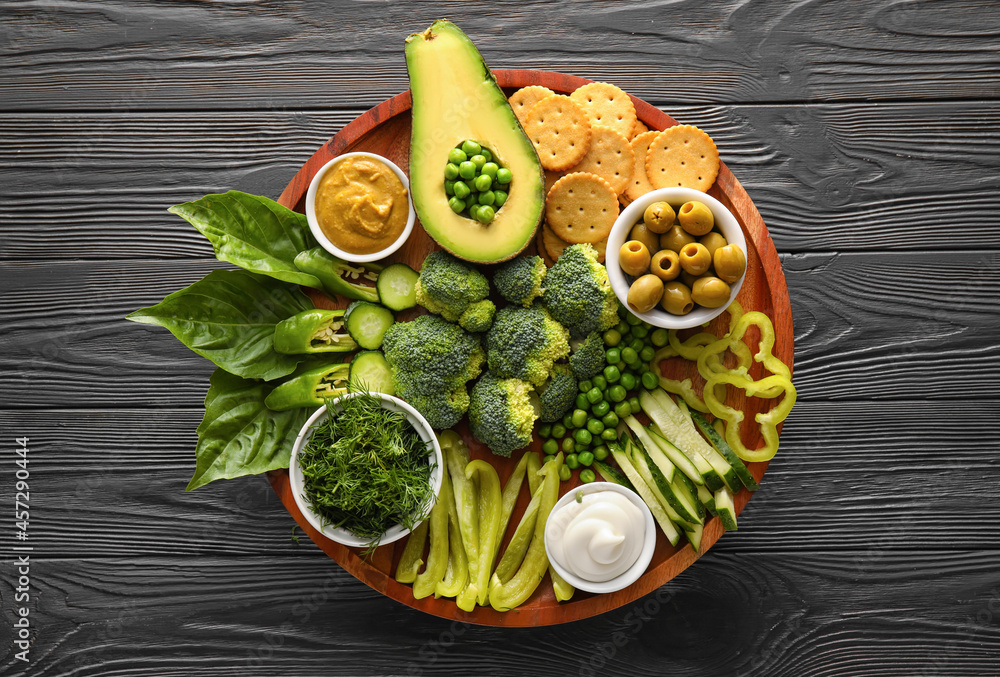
left=126, top=269, right=313, bottom=381
left=188, top=368, right=311, bottom=490
left=169, top=191, right=323, bottom=288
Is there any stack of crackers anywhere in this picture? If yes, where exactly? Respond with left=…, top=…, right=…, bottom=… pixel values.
left=509, top=82, right=720, bottom=266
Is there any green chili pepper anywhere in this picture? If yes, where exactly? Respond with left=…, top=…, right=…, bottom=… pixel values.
left=439, top=431, right=480, bottom=612
left=466, top=459, right=501, bottom=606
left=393, top=518, right=427, bottom=584
left=263, top=362, right=350, bottom=411
left=434, top=489, right=469, bottom=598
left=273, top=309, right=358, bottom=354
left=412, top=465, right=452, bottom=599
left=294, top=247, right=383, bottom=303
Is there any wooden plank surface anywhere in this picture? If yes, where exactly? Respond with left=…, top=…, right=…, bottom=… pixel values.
left=2, top=0, right=999, bottom=672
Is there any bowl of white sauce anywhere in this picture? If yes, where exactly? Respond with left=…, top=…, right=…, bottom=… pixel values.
left=544, top=482, right=656, bottom=594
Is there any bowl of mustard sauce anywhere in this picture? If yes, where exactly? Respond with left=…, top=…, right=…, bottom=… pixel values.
left=305, top=152, right=415, bottom=263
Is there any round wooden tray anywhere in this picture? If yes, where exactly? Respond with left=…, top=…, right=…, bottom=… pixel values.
left=269, top=70, right=794, bottom=626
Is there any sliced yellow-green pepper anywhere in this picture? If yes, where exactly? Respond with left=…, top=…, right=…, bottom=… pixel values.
left=394, top=519, right=427, bottom=584
left=434, top=493, right=468, bottom=598
left=273, top=308, right=358, bottom=354
left=412, top=465, right=451, bottom=599
left=703, top=372, right=796, bottom=462
left=439, top=431, right=480, bottom=611
left=466, top=459, right=501, bottom=606
left=493, top=481, right=542, bottom=584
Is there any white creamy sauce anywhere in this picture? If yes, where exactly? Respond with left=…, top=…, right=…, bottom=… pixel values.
left=548, top=490, right=645, bottom=582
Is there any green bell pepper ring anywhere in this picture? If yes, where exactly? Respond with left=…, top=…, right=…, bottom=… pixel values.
left=273, top=309, right=358, bottom=354
left=263, top=362, right=350, bottom=411
left=524, top=452, right=574, bottom=602
left=656, top=375, right=710, bottom=414
left=394, top=518, right=428, bottom=584
left=697, top=310, right=789, bottom=398
left=294, top=247, right=382, bottom=303
left=703, top=372, right=797, bottom=463
left=439, top=431, right=480, bottom=612
left=465, top=459, right=502, bottom=606
left=412, top=461, right=452, bottom=599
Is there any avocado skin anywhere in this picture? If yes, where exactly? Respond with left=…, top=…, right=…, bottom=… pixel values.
left=405, top=20, right=545, bottom=263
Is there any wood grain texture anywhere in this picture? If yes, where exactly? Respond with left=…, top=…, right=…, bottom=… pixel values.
left=3, top=101, right=999, bottom=260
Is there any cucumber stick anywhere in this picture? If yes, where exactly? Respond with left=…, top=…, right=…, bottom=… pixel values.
left=594, top=460, right=634, bottom=490
left=623, top=416, right=675, bottom=484
left=651, top=422, right=724, bottom=492
left=690, top=409, right=759, bottom=492
left=610, top=444, right=681, bottom=546
left=646, top=426, right=704, bottom=486
left=630, top=438, right=701, bottom=525
left=697, top=484, right=717, bottom=515
left=714, top=485, right=738, bottom=531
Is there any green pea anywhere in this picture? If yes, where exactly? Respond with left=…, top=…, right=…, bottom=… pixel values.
left=601, top=427, right=619, bottom=441
left=578, top=451, right=595, bottom=467
left=640, top=345, right=656, bottom=362
left=628, top=338, right=645, bottom=354
left=470, top=154, right=487, bottom=171
left=574, top=429, right=593, bottom=446
left=551, top=423, right=567, bottom=439
left=586, top=419, right=604, bottom=436
left=642, top=371, right=659, bottom=391
left=609, top=384, right=627, bottom=403
left=467, top=204, right=482, bottom=221
left=614, top=401, right=632, bottom=418
left=561, top=437, right=575, bottom=454
left=615, top=321, right=629, bottom=336
left=496, top=167, right=512, bottom=184
left=493, top=190, right=508, bottom=208
left=593, top=445, right=609, bottom=461
left=474, top=174, right=492, bottom=192
left=592, top=375, right=607, bottom=391
left=538, top=423, right=552, bottom=438
left=542, top=438, right=559, bottom=455
left=603, top=329, right=622, bottom=347
left=461, top=140, right=482, bottom=156
left=579, top=379, right=593, bottom=393
left=603, top=364, right=621, bottom=383
left=651, top=328, right=669, bottom=347
left=635, top=362, right=651, bottom=375
left=591, top=400, right=610, bottom=417
left=444, top=179, right=456, bottom=195
left=559, top=464, right=572, bottom=482
left=586, top=387, right=603, bottom=405
left=458, top=161, right=476, bottom=180
left=481, top=162, right=499, bottom=177
left=478, top=190, right=496, bottom=206
left=542, top=454, right=556, bottom=465
left=601, top=412, right=619, bottom=429
left=579, top=468, right=596, bottom=483
left=448, top=148, right=467, bottom=164
left=621, top=347, right=638, bottom=365
left=625, top=312, right=643, bottom=326
left=629, top=396, right=641, bottom=415
left=448, top=196, right=466, bottom=214
left=480, top=148, right=492, bottom=162
left=632, top=325, right=649, bottom=339
left=575, top=393, right=590, bottom=411
left=605, top=348, right=621, bottom=365
left=571, top=409, right=588, bottom=429
left=476, top=205, right=496, bottom=224
left=620, top=372, right=637, bottom=391
left=453, top=181, right=471, bottom=199
left=445, top=163, right=460, bottom=180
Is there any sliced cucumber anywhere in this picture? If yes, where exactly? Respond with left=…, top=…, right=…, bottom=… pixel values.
left=696, top=484, right=717, bottom=515
left=630, top=439, right=701, bottom=526
left=646, top=426, right=703, bottom=486
left=690, top=410, right=759, bottom=492
left=650, top=422, right=724, bottom=491
left=609, top=443, right=680, bottom=546
left=594, top=460, right=634, bottom=490
left=623, top=416, right=675, bottom=483
left=348, top=351, right=395, bottom=395
left=714, top=485, right=738, bottom=531
left=685, top=522, right=704, bottom=553
left=376, top=263, right=419, bottom=311
left=344, top=301, right=395, bottom=350
left=672, top=472, right=706, bottom=522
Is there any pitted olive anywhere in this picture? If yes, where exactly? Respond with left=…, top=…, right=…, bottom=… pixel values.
left=649, top=249, right=680, bottom=281
left=619, top=240, right=651, bottom=277
left=660, top=281, right=694, bottom=316
left=629, top=221, right=661, bottom=254
left=627, top=274, right=665, bottom=314
left=713, top=244, right=747, bottom=283
left=678, top=201, right=714, bottom=236
left=699, top=231, right=728, bottom=259
left=691, top=276, right=732, bottom=308
left=642, top=201, right=676, bottom=234
left=659, top=225, right=696, bottom=253
left=679, top=242, right=712, bottom=276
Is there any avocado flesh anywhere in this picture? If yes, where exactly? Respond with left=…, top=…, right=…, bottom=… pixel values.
left=405, top=20, right=545, bottom=263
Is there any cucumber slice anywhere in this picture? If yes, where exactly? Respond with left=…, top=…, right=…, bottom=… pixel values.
left=594, top=460, right=634, bottom=490
left=376, top=263, right=419, bottom=311
left=690, top=410, right=759, bottom=492
left=714, top=485, right=738, bottom=531
left=685, top=522, right=704, bottom=553
left=629, top=439, right=701, bottom=526
left=672, top=472, right=706, bottom=521
left=348, top=351, right=395, bottom=395
left=623, top=416, right=675, bottom=483
left=646, top=426, right=703, bottom=485
left=650, top=422, right=723, bottom=491
left=344, top=301, right=395, bottom=350
left=696, top=484, right=717, bottom=515
left=610, top=443, right=681, bottom=546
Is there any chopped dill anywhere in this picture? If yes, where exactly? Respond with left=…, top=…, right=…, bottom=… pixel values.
left=298, top=393, right=435, bottom=552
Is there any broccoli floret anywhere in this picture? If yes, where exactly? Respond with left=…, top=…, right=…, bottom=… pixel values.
left=541, top=243, right=618, bottom=340
left=493, top=255, right=546, bottom=308
left=536, top=363, right=578, bottom=423
left=469, top=373, right=539, bottom=457
left=414, top=250, right=490, bottom=323
left=485, top=304, right=570, bottom=387
left=381, top=314, right=485, bottom=429
left=459, top=299, right=496, bottom=333
left=570, top=331, right=607, bottom=381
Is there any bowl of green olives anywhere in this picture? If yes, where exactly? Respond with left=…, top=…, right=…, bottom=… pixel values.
left=606, top=187, right=747, bottom=329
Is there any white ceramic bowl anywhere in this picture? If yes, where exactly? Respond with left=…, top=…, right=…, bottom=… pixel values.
left=289, top=392, right=443, bottom=548
left=305, top=152, right=415, bottom=263
left=606, top=187, right=747, bottom=329
left=543, top=481, right=656, bottom=594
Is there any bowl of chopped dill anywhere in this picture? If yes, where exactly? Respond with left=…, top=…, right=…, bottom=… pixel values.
left=289, top=391, right=444, bottom=550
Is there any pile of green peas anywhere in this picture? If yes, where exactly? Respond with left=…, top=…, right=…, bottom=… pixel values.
left=536, top=307, right=668, bottom=484
left=444, top=140, right=513, bottom=224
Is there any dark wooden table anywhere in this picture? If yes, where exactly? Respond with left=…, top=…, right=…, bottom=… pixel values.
left=2, top=2, right=999, bottom=675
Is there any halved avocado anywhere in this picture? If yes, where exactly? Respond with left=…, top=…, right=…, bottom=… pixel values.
left=405, top=20, right=545, bottom=263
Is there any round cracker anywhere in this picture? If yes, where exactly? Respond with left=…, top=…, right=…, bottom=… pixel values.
left=545, top=172, right=619, bottom=244
left=569, top=82, right=637, bottom=138
left=569, top=127, right=634, bottom=195
left=544, top=169, right=566, bottom=197
left=624, top=130, right=660, bottom=203
left=508, top=85, right=555, bottom=124
left=632, top=119, right=650, bottom=139
left=523, top=95, right=592, bottom=171
left=645, top=124, right=720, bottom=192
left=543, top=222, right=608, bottom=263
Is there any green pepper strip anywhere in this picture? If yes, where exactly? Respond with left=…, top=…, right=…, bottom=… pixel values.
left=524, top=453, right=574, bottom=601
left=703, top=372, right=796, bottom=462
left=494, top=453, right=531, bottom=563
left=434, top=491, right=468, bottom=598
left=439, top=431, right=480, bottom=612
left=294, top=247, right=382, bottom=303
left=489, top=453, right=563, bottom=611
left=412, top=465, right=452, bottom=599
left=493, top=481, right=542, bottom=584
left=263, top=363, right=350, bottom=411
left=273, top=309, right=358, bottom=355
left=466, top=459, right=502, bottom=606
left=394, top=519, right=427, bottom=585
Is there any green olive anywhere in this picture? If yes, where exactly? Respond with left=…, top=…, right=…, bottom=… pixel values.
left=678, top=201, right=715, bottom=236
left=642, top=201, right=676, bottom=234
left=627, top=274, right=665, bottom=314
left=679, top=269, right=702, bottom=289
left=699, top=231, right=728, bottom=259
left=649, top=249, right=680, bottom=281
left=629, top=221, right=661, bottom=254
left=618, top=240, right=651, bottom=277
left=691, top=276, right=732, bottom=308
left=660, top=281, right=694, bottom=316
left=713, top=244, right=747, bottom=283
left=679, top=242, right=712, bottom=276
left=659, top=225, right=696, bottom=253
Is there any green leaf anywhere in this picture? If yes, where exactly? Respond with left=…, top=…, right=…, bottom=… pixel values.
left=126, top=269, right=313, bottom=381
left=169, top=191, right=322, bottom=288
left=188, top=368, right=311, bottom=490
